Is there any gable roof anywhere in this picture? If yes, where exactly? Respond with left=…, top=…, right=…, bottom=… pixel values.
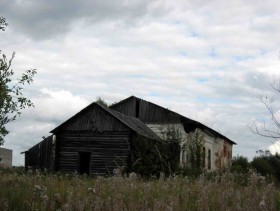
left=111, top=96, right=236, bottom=145
left=105, top=106, right=160, bottom=140
left=51, top=102, right=160, bottom=140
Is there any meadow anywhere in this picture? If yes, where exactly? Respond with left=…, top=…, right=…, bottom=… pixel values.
left=1, top=168, right=280, bottom=211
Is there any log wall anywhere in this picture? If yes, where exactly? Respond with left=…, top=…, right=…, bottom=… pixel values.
left=56, top=132, right=130, bottom=176
left=25, top=136, right=54, bottom=170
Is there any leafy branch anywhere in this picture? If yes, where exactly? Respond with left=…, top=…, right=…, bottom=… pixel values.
left=0, top=17, right=37, bottom=145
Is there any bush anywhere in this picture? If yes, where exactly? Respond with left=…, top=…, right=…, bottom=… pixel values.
left=251, top=157, right=275, bottom=177
left=130, top=136, right=180, bottom=178
left=179, top=166, right=205, bottom=178
left=231, top=155, right=250, bottom=174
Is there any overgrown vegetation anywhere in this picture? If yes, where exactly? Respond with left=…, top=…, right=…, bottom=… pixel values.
left=173, top=130, right=205, bottom=178
left=231, top=155, right=250, bottom=174
left=231, top=151, right=280, bottom=183
left=129, top=125, right=207, bottom=178
left=129, top=135, right=180, bottom=177
left=1, top=167, right=280, bottom=211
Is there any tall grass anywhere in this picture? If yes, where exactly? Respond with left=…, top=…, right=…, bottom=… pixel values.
left=0, top=168, right=280, bottom=210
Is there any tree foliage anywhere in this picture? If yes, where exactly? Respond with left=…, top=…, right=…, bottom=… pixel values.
left=130, top=136, right=166, bottom=177
left=95, top=97, right=108, bottom=107
left=250, top=151, right=280, bottom=181
left=0, top=17, right=8, bottom=31
left=159, top=126, right=206, bottom=177
left=184, top=130, right=205, bottom=169
left=0, top=17, right=37, bottom=145
left=129, top=126, right=181, bottom=178
left=231, top=155, right=250, bottom=174
left=230, top=152, right=280, bottom=182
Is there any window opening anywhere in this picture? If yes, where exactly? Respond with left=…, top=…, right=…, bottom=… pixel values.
left=208, top=149, right=211, bottom=169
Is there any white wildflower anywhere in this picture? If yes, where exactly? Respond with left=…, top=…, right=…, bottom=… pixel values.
left=129, top=172, right=138, bottom=180
left=88, top=187, right=96, bottom=194
left=259, top=197, right=266, bottom=208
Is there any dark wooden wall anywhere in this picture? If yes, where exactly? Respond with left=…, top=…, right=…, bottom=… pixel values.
left=25, top=136, right=53, bottom=170
left=110, top=97, right=137, bottom=117
left=54, top=103, right=132, bottom=176
left=56, top=132, right=130, bottom=176
left=58, top=104, right=129, bottom=133
left=138, top=99, right=181, bottom=123
left=111, top=97, right=181, bottom=123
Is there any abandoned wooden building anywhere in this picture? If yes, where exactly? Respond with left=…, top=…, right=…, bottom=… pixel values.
left=24, top=96, right=236, bottom=175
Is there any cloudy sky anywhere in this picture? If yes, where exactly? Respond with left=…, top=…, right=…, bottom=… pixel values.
left=1, top=0, right=280, bottom=165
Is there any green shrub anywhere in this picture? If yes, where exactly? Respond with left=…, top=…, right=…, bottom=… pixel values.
left=231, top=155, right=250, bottom=174
left=179, top=166, right=205, bottom=178
left=251, top=157, right=275, bottom=177
left=130, top=135, right=180, bottom=178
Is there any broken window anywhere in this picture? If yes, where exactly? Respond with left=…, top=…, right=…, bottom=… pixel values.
left=208, top=149, right=211, bottom=169
left=202, top=147, right=206, bottom=168
left=223, top=145, right=227, bottom=157
left=182, top=149, right=186, bottom=164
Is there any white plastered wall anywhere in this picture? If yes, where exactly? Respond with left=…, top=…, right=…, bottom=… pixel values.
left=147, top=124, right=232, bottom=171
left=0, top=147, right=12, bottom=167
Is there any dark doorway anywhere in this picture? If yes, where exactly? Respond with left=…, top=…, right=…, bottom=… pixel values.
left=79, top=152, right=91, bottom=174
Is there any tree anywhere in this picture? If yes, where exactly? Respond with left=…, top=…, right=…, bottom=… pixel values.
left=0, top=17, right=37, bottom=145
left=249, top=151, right=280, bottom=182
left=231, top=155, right=250, bottom=174
left=179, top=129, right=206, bottom=177
left=183, top=130, right=205, bottom=170
left=250, top=80, right=280, bottom=140
left=0, top=17, right=8, bottom=31
left=95, top=97, right=108, bottom=107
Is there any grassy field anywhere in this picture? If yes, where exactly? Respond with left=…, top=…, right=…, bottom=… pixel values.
left=1, top=168, right=280, bottom=211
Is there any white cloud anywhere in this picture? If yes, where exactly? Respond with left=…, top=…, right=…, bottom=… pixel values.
left=269, top=141, right=280, bottom=155
left=31, top=88, right=89, bottom=122
left=2, top=0, right=280, bottom=165
left=2, top=88, right=90, bottom=165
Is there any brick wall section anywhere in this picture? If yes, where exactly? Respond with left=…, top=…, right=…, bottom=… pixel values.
left=0, top=148, right=12, bottom=167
